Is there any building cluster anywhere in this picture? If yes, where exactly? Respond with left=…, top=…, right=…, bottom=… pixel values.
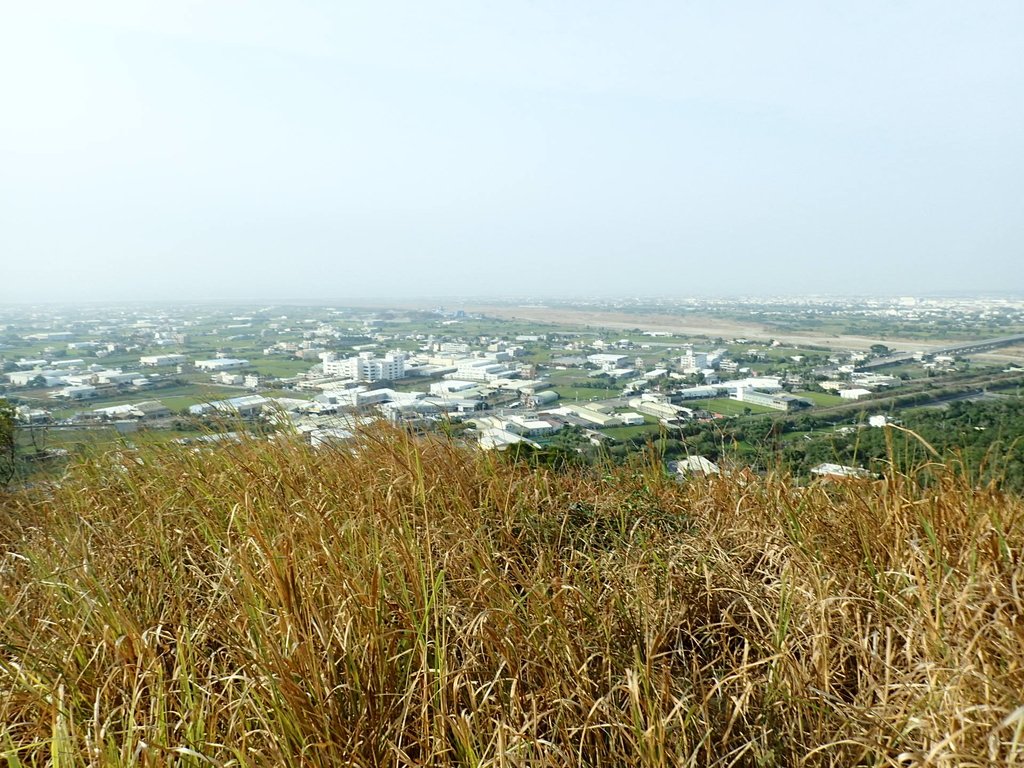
left=0, top=309, right=889, bottom=448
left=283, top=338, right=825, bottom=448
left=4, top=298, right=1019, bottom=474
left=2, top=352, right=263, bottom=404
left=3, top=357, right=161, bottom=401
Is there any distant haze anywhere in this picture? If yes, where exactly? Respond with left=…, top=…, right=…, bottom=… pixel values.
left=1, top=2, right=1022, bottom=303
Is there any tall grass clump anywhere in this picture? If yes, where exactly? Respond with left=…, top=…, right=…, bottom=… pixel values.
left=1, top=425, right=1023, bottom=766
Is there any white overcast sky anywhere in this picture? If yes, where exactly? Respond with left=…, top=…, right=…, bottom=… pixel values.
left=1, top=1, right=1022, bottom=302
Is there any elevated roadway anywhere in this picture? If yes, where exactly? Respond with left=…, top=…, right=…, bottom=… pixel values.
left=856, top=333, right=1024, bottom=371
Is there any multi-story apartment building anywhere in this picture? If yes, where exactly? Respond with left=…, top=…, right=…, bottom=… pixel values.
left=323, top=352, right=406, bottom=381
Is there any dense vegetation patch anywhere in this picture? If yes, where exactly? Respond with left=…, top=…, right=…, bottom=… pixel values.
left=1, top=428, right=1023, bottom=766
left=636, top=396, right=1024, bottom=489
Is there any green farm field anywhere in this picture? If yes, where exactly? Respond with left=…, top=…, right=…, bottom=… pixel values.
left=793, top=390, right=845, bottom=407
left=701, top=397, right=775, bottom=416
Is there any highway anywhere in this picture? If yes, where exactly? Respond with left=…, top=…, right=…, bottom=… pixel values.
left=856, top=333, right=1024, bottom=370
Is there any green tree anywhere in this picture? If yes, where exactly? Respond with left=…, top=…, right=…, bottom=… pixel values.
left=0, top=398, right=16, bottom=488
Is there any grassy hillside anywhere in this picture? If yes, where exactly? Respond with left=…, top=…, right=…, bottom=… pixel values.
left=1, top=428, right=1023, bottom=766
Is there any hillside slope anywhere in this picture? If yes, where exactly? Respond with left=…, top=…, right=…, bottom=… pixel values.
left=1, top=429, right=1023, bottom=766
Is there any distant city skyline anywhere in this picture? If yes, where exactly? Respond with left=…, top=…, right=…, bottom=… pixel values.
left=2, top=1, right=1022, bottom=303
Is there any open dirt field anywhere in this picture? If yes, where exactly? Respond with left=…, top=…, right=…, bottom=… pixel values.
left=976, top=345, right=1024, bottom=365
left=462, top=304, right=930, bottom=352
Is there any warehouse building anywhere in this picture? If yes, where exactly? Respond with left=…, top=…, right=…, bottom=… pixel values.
left=734, top=388, right=811, bottom=411
left=140, top=354, right=187, bottom=367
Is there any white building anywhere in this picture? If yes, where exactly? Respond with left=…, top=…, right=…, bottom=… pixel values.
left=135, top=400, right=173, bottom=419
left=839, top=388, right=873, bottom=400
left=429, top=380, right=479, bottom=395
left=850, top=372, right=902, bottom=389
left=587, top=353, right=627, bottom=371
left=479, top=428, right=536, bottom=451
left=95, top=370, right=138, bottom=385
left=680, top=350, right=708, bottom=371
left=631, top=399, right=682, bottom=420
left=57, top=385, right=98, bottom=400
left=322, top=352, right=405, bottom=382
left=526, top=390, right=560, bottom=408
left=675, top=386, right=719, bottom=400
left=189, top=395, right=269, bottom=418
left=506, top=415, right=559, bottom=437
left=721, top=377, right=783, bottom=396
left=15, top=406, right=51, bottom=424
left=140, top=354, right=187, bottom=367
left=570, top=406, right=623, bottom=427
left=93, top=404, right=143, bottom=420
left=811, top=463, right=872, bottom=480
left=308, top=427, right=356, bottom=450
left=195, top=358, right=250, bottom=371
left=451, top=358, right=516, bottom=382
left=317, top=387, right=392, bottom=408
left=7, top=370, right=66, bottom=387
left=674, top=456, right=720, bottom=477
left=734, top=388, right=809, bottom=411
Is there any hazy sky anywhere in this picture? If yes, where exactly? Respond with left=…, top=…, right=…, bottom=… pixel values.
left=2, top=2, right=1022, bottom=302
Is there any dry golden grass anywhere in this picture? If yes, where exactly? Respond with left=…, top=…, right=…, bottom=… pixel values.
left=1, top=426, right=1022, bottom=766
